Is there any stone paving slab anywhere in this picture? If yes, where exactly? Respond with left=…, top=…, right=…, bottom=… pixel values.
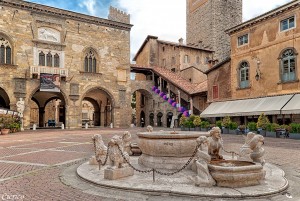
left=1, top=150, right=89, bottom=165
left=11, top=141, right=80, bottom=149
left=55, top=143, right=94, bottom=153
left=0, top=162, right=44, bottom=180
left=77, top=158, right=288, bottom=199
left=0, top=148, right=36, bottom=158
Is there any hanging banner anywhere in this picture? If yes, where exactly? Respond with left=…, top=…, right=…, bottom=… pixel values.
left=40, top=73, right=60, bottom=92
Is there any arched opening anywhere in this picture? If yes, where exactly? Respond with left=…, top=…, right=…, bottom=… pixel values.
left=30, top=89, right=66, bottom=128
left=140, top=110, right=145, bottom=127
left=131, top=89, right=152, bottom=127
left=149, top=113, right=154, bottom=126
left=167, top=112, right=173, bottom=128
left=0, top=88, right=10, bottom=109
left=82, top=88, right=113, bottom=127
left=157, top=112, right=163, bottom=127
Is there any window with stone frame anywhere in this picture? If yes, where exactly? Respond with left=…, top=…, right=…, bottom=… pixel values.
left=280, top=16, right=295, bottom=32
left=280, top=49, right=297, bottom=82
left=84, top=49, right=97, bottom=73
left=239, top=61, right=250, bottom=88
left=238, top=34, right=249, bottom=46
left=39, top=51, right=60, bottom=67
left=184, top=55, right=189, bottom=63
left=0, top=37, right=12, bottom=65
left=212, top=85, right=219, bottom=100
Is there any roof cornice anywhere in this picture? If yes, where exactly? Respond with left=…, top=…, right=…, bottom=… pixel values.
left=226, top=0, right=300, bottom=35
left=0, top=0, right=133, bottom=31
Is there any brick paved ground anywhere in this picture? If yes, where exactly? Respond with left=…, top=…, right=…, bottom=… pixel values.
left=0, top=128, right=299, bottom=201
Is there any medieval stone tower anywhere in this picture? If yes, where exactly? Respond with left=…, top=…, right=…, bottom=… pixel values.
left=186, top=0, right=242, bottom=61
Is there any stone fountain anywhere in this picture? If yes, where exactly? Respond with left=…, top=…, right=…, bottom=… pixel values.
left=76, top=128, right=288, bottom=199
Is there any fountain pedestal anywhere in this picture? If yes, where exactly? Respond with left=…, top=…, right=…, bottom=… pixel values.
left=137, top=131, right=209, bottom=170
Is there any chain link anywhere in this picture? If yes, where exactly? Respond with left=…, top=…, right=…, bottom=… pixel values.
left=116, top=143, right=200, bottom=176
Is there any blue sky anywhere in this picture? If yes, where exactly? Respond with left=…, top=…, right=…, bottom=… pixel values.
left=26, top=0, right=291, bottom=60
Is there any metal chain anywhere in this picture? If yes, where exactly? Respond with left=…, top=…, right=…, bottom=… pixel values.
left=220, top=137, right=242, bottom=158
left=116, top=144, right=153, bottom=173
left=154, top=144, right=200, bottom=176
left=116, top=143, right=200, bottom=176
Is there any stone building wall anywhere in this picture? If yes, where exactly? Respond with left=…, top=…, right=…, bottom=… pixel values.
left=229, top=3, right=300, bottom=100
left=186, top=0, right=242, bottom=61
left=206, top=61, right=231, bottom=103
left=0, top=0, right=132, bottom=129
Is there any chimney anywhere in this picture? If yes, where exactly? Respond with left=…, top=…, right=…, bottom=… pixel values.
left=178, top=38, right=184, bottom=45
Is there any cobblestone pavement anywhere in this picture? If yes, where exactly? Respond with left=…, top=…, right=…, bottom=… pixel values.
left=0, top=128, right=299, bottom=201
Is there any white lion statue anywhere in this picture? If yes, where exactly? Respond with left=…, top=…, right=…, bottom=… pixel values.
left=122, top=131, right=132, bottom=155
left=240, top=132, right=265, bottom=165
left=146, top=125, right=153, bottom=132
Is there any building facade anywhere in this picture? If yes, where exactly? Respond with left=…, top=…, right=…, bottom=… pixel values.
left=0, top=0, right=132, bottom=129
left=202, top=0, right=300, bottom=125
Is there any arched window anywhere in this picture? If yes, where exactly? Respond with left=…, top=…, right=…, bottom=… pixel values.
left=54, top=53, right=60, bottom=67
left=84, top=49, right=97, bottom=73
left=280, top=49, right=296, bottom=82
left=239, top=61, right=249, bottom=88
left=46, top=52, right=52, bottom=67
left=39, top=52, right=45, bottom=66
left=0, top=37, right=12, bottom=65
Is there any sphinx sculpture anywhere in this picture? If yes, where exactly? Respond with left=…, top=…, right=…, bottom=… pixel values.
left=122, top=131, right=132, bottom=156
left=207, top=127, right=223, bottom=160
left=240, top=132, right=265, bottom=165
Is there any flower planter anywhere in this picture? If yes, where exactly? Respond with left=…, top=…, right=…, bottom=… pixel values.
left=289, top=133, right=300, bottom=139
left=189, top=127, right=195, bottom=131
left=201, top=128, right=208, bottom=132
left=222, top=128, right=229, bottom=134
left=259, top=130, right=266, bottom=137
left=195, top=127, right=201, bottom=131
left=266, top=131, right=276, bottom=138
left=1, top=128, right=10, bottom=135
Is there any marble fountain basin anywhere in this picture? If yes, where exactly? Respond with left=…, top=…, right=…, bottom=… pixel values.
left=208, top=160, right=266, bottom=188
left=137, top=131, right=209, bottom=170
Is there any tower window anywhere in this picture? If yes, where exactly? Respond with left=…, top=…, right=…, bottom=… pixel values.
left=238, top=34, right=249, bottom=46
left=0, top=37, right=12, bottom=65
left=280, top=16, right=295, bottom=31
left=84, top=49, right=97, bottom=73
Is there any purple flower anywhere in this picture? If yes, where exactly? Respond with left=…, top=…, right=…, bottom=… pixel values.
left=152, top=86, right=157, bottom=91
left=172, top=102, right=177, bottom=107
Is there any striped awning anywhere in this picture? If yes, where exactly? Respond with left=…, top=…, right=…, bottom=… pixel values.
left=200, top=94, right=294, bottom=118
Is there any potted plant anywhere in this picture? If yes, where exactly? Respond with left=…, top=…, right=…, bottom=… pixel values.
left=0, top=115, right=13, bottom=135
left=247, top=122, right=257, bottom=133
left=289, top=123, right=300, bottom=139
left=193, top=116, right=201, bottom=131
left=179, top=116, right=187, bottom=131
left=200, top=121, right=210, bottom=131
left=216, top=120, right=222, bottom=129
left=257, top=113, right=270, bottom=136
left=188, top=115, right=196, bottom=131
left=229, top=122, right=238, bottom=134
left=222, top=116, right=231, bottom=134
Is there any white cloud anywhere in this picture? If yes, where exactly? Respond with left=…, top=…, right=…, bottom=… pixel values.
left=112, top=0, right=292, bottom=60
left=80, top=0, right=97, bottom=16
left=243, top=0, right=292, bottom=21
left=116, top=0, right=186, bottom=60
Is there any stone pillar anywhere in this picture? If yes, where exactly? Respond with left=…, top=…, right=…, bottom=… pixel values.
left=190, top=97, right=193, bottom=114
left=159, top=77, right=162, bottom=91
left=39, top=107, right=45, bottom=127
left=177, top=90, right=181, bottom=107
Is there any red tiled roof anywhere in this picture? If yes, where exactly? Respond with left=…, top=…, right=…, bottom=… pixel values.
left=131, top=65, right=207, bottom=95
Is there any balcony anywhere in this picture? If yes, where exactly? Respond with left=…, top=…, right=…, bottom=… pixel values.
left=30, top=66, right=68, bottom=77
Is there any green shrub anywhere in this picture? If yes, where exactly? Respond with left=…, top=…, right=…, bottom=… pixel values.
left=229, top=122, right=238, bottom=130
left=184, top=118, right=194, bottom=128
left=216, top=120, right=222, bottom=129
left=257, top=113, right=270, bottom=130
left=222, top=116, right=231, bottom=128
left=179, top=116, right=187, bottom=127
left=200, top=121, right=210, bottom=128
left=247, top=122, right=257, bottom=131
left=290, top=123, right=300, bottom=133
left=270, top=123, right=280, bottom=132
left=193, top=116, right=201, bottom=127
